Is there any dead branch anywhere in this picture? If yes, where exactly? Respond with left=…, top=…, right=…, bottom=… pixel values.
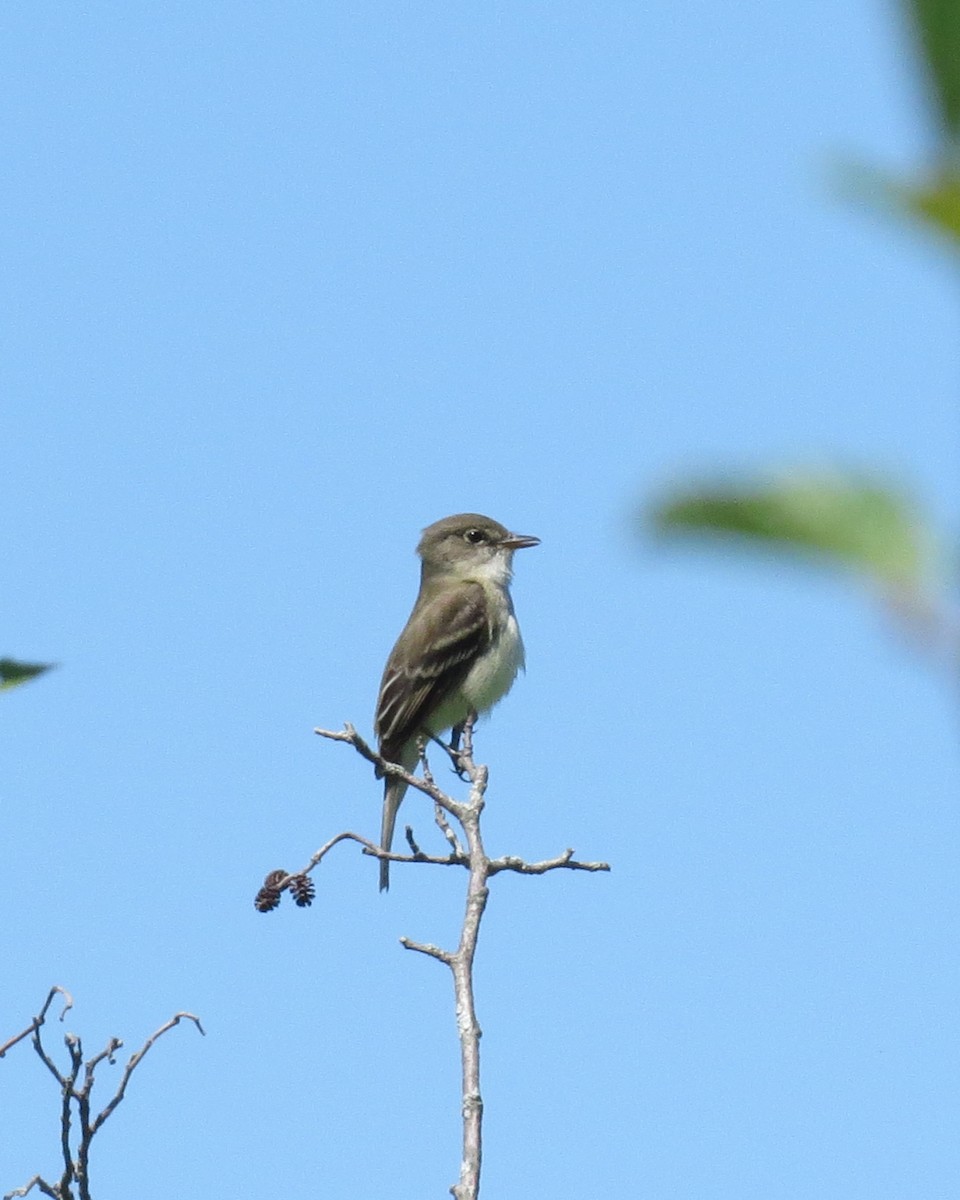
left=0, top=987, right=73, bottom=1060
left=2, top=995, right=203, bottom=1200
left=266, top=719, right=609, bottom=1199
left=89, top=1013, right=204, bottom=1135
left=488, top=849, right=610, bottom=875
left=314, top=724, right=471, bottom=821
left=3, top=1178, right=59, bottom=1199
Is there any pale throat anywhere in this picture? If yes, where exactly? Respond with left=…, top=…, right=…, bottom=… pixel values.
left=444, top=550, right=514, bottom=590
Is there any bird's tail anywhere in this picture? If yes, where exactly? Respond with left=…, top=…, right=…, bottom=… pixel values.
left=379, top=775, right=409, bottom=892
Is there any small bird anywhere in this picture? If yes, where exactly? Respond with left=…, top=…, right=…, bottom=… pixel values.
left=373, top=513, right=540, bottom=891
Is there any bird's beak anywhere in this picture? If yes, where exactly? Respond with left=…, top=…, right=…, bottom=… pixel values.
left=500, top=532, right=540, bottom=550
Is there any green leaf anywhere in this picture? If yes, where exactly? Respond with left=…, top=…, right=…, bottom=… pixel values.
left=837, top=159, right=960, bottom=248
left=1, top=658, right=53, bottom=691
left=904, top=0, right=960, bottom=140
left=899, top=170, right=960, bottom=242
left=650, top=469, right=935, bottom=590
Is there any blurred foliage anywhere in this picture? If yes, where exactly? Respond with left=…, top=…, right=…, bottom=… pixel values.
left=651, top=471, right=935, bottom=592
left=839, top=164, right=960, bottom=248
left=879, top=3, right=960, bottom=244
left=1, top=658, right=52, bottom=692
left=904, top=0, right=960, bottom=140
left=646, top=5, right=959, bottom=613
left=899, top=171, right=960, bottom=242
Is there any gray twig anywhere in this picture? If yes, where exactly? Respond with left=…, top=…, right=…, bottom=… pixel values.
left=434, top=802, right=464, bottom=856
left=0, top=987, right=73, bottom=1060
left=488, top=850, right=610, bottom=875
left=2, top=996, right=203, bottom=1200
left=303, top=719, right=610, bottom=1199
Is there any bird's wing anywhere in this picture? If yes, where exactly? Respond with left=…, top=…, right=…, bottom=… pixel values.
left=375, top=580, right=490, bottom=760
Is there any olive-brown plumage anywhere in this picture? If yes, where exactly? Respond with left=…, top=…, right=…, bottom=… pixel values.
left=374, top=514, right=539, bottom=890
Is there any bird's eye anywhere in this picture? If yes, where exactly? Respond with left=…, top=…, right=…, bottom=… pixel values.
left=464, top=528, right=486, bottom=544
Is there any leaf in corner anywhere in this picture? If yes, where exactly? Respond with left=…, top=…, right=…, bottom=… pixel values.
left=1, top=658, right=53, bottom=691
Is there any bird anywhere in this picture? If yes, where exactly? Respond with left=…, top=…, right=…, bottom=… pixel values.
left=373, top=513, right=540, bottom=890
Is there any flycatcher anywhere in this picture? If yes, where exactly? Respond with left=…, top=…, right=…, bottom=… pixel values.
left=374, top=513, right=540, bottom=891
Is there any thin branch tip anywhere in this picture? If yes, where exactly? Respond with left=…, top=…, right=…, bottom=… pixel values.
left=400, top=936, right=453, bottom=964
left=4, top=992, right=203, bottom=1199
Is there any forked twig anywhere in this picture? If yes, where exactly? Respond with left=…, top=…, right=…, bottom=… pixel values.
left=259, top=720, right=609, bottom=1199
left=0, top=987, right=73, bottom=1060
left=2, top=995, right=203, bottom=1200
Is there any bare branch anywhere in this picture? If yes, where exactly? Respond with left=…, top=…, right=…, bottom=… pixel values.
left=255, top=828, right=471, bottom=910
left=488, top=850, right=611, bottom=875
left=0, top=987, right=73, bottom=1060
left=445, top=715, right=487, bottom=1200
left=399, top=937, right=453, bottom=964
left=4, top=1175, right=60, bottom=1199
left=434, top=803, right=464, bottom=856
left=82, top=1037, right=122, bottom=1085
left=314, top=724, right=469, bottom=821
left=32, top=1026, right=69, bottom=1091
left=89, top=1013, right=204, bottom=1135
left=419, top=742, right=436, bottom=788
left=311, top=833, right=464, bottom=874
left=58, top=1035, right=81, bottom=1197
left=304, top=714, right=609, bottom=1199
left=3, top=995, right=203, bottom=1200
left=459, top=714, right=476, bottom=771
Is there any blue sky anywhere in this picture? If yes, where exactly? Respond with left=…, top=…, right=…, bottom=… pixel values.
left=2, top=3, right=958, bottom=1197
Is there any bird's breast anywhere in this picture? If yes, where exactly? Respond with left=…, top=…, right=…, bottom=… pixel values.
left=461, top=611, right=524, bottom=713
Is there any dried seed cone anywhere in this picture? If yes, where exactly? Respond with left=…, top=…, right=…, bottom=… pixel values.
left=254, top=869, right=289, bottom=913
left=290, top=874, right=316, bottom=908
